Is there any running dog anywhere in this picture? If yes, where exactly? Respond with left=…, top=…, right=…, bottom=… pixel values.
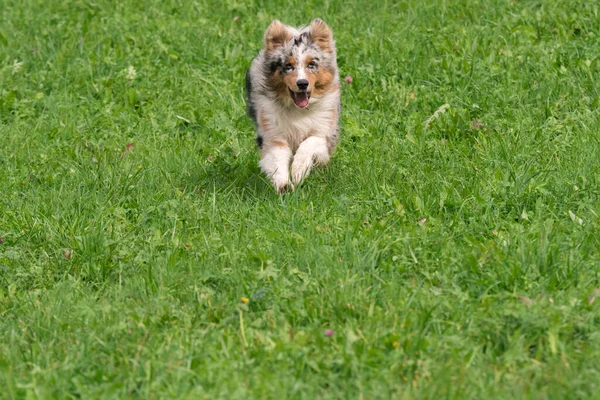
left=246, top=19, right=341, bottom=193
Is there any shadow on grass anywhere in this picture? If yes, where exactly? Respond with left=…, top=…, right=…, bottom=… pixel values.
left=179, top=153, right=270, bottom=199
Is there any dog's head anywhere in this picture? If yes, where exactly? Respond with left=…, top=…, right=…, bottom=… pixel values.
left=262, top=19, right=337, bottom=109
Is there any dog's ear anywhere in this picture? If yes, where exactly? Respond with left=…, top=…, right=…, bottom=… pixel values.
left=309, top=18, right=333, bottom=51
left=264, top=20, right=289, bottom=52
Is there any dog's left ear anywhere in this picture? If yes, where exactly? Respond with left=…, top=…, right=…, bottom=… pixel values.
left=309, top=18, right=333, bottom=51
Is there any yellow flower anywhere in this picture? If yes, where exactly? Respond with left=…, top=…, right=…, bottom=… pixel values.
left=241, top=297, right=249, bottom=304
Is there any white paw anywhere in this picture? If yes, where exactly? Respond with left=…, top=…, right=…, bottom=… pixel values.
left=273, top=175, right=294, bottom=194
left=291, top=155, right=312, bottom=185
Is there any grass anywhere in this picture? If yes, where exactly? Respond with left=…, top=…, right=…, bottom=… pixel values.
left=1, top=0, right=600, bottom=398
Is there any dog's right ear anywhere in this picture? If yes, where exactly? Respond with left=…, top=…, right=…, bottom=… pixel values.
left=264, top=20, right=289, bottom=52
left=309, top=18, right=333, bottom=51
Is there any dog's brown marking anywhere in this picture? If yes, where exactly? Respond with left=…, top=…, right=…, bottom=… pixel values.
left=282, top=70, right=299, bottom=92
left=302, top=55, right=335, bottom=95
left=272, top=58, right=300, bottom=93
left=258, top=111, right=271, bottom=133
left=312, top=67, right=335, bottom=96
left=268, top=70, right=293, bottom=99
left=261, top=139, right=289, bottom=157
left=272, top=140, right=288, bottom=148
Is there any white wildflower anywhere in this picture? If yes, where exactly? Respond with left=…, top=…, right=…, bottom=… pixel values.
left=12, top=60, right=24, bottom=74
left=125, top=65, right=137, bottom=81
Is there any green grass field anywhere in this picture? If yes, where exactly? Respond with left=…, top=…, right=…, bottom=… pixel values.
left=1, top=0, right=600, bottom=398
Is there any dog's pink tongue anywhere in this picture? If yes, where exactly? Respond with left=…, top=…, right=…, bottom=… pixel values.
left=294, top=92, right=309, bottom=108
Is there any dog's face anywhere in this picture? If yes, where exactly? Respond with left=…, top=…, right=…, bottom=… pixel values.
left=263, top=19, right=336, bottom=109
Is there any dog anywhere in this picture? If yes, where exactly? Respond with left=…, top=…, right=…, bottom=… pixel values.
left=246, top=19, right=341, bottom=193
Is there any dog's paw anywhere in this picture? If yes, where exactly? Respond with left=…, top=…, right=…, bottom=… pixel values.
left=291, top=156, right=312, bottom=185
left=273, top=175, right=294, bottom=194
left=275, top=181, right=294, bottom=194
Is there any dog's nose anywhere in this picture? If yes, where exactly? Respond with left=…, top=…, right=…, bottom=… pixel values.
left=296, top=79, right=309, bottom=91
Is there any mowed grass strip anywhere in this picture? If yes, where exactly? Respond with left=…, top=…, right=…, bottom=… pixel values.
left=1, top=0, right=599, bottom=398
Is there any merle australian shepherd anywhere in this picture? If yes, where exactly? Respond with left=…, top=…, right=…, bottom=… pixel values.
left=246, top=19, right=341, bottom=193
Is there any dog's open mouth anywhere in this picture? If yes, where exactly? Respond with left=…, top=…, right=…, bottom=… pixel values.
left=289, top=90, right=311, bottom=108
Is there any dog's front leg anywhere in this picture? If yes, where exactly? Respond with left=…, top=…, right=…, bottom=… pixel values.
left=291, top=136, right=330, bottom=185
left=259, top=140, right=293, bottom=193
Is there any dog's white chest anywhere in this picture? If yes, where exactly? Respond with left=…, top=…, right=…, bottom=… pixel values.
left=274, top=108, right=330, bottom=151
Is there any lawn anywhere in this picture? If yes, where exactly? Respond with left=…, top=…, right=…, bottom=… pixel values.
left=1, top=0, right=600, bottom=398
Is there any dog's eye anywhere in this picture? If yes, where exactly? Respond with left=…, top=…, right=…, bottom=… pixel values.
left=308, top=61, right=317, bottom=70
left=284, top=63, right=294, bottom=72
